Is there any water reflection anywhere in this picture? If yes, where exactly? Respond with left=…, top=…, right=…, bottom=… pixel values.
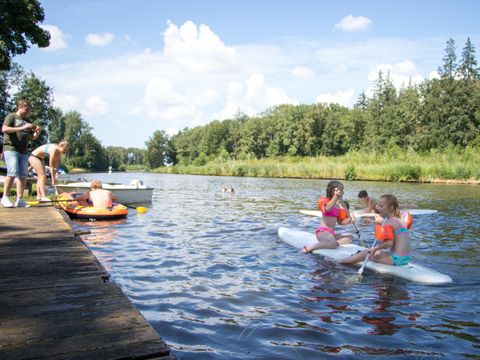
left=362, top=280, right=410, bottom=336
left=65, top=173, right=480, bottom=359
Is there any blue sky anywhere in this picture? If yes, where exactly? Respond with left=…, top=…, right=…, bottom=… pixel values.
left=14, top=0, right=480, bottom=148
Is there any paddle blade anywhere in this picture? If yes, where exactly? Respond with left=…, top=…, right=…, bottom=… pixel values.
left=136, top=206, right=148, bottom=213
left=345, top=273, right=362, bottom=284
left=26, top=200, right=40, bottom=206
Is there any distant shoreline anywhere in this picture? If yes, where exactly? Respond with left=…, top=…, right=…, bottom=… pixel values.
left=151, top=152, right=480, bottom=185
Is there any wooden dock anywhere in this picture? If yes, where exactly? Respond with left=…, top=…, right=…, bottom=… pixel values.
left=0, top=204, right=175, bottom=359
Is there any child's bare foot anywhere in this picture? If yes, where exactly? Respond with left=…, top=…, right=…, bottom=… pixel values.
left=302, top=246, right=312, bottom=254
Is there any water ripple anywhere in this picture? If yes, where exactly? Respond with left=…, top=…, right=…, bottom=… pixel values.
left=73, top=173, right=480, bottom=359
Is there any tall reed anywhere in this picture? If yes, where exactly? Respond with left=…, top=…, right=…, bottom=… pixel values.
left=154, top=148, right=480, bottom=183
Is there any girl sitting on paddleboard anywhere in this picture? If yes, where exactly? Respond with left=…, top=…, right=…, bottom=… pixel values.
left=340, top=194, right=411, bottom=266
left=302, top=180, right=354, bottom=253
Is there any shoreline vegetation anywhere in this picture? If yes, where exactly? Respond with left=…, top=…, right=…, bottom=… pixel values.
left=150, top=148, right=480, bottom=185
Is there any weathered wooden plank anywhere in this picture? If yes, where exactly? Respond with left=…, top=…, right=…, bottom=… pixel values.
left=0, top=206, right=174, bottom=359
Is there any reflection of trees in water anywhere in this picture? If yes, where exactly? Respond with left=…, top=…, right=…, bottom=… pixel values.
left=362, top=279, right=412, bottom=336
left=304, top=266, right=418, bottom=338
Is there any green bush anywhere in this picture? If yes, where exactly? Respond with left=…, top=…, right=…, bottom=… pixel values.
left=345, top=165, right=356, bottom=181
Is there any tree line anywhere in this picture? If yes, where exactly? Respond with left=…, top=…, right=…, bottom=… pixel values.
left=0, top=64, right=147, bottom=171
left=166, top=38, right=480, bottom=167
left=1, top=37, right=479, bottom=172
left=1, top=2, right=479, bottom=173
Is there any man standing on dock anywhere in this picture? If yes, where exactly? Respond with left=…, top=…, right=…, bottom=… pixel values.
left=1, top=100, right=40, bottom=208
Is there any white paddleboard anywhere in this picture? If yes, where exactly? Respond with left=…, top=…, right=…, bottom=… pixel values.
left=278, top=227, right=453, bottom=284
left=299, top=210, right=377, bottom=222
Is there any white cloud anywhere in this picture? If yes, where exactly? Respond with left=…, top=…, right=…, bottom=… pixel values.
left=144, top=77, right=187, bottom=107
left=221, top=73, right=297, bottom=118
left=54, top=93, right=79, bottom=110
left=163, top=20, right=238, bottom=73
left=428, top=70, right=440, bottom=80
left=334, top=15, right=372, bottom=32
left=316, top=89, right=355, bottom=106
left=85, top=96, right=109, bottom=115
left=368, top=60, right=424, bottom=88
left=291, top=66, right=315, bottom=79
left=85, top=33, right=115, bottom=46
left=40, top=24, right=68, bottom=51
left=134, top=76, right=218, bottom=133
left=29, top=18, right=446, bottom=147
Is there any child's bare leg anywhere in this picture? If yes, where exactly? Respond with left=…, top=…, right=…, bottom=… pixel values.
left=339, top=250, right=368, bottom=264
left=371, top=251, right=393, bottom=265
left=303, top=232, right=337, bottom=253
left=336, top=233, right=353, bottom=245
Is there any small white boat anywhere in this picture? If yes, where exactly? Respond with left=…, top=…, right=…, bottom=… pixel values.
left=55, top=179, right=153, bottom=204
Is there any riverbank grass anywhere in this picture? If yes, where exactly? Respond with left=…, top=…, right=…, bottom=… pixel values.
left=154, top=148, right=480, bottom=183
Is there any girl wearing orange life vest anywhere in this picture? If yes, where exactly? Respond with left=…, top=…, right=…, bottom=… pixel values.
left=340, top=194, right=412, bottom=266
left=302, top=180, right=354, bottom=253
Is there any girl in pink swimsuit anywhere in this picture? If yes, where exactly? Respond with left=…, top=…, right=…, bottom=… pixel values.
left=302, top=180, right=354, bottom=253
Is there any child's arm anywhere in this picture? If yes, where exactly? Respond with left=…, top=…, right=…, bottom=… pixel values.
left=73, top=191, right=90, bottom=201
left=370, top=239, right=393, bottom=255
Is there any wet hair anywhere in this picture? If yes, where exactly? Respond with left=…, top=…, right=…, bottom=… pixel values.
left=358, top=190, right=368, bottom=198
left=90, top=179, right=103, bottom=190
left=379, top=194, right=400, bottom=217
left=325, top=180, right=343, bottom=200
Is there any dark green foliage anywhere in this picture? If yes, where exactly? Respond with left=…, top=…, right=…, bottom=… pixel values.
left=458, top=38, right=479, bottom=80
left=2, top=37, right=479, bottom=174
left=145, top=130, right=169, bottom=169
left=0, top=0, right=50, bottom=70
left=13, top=72, right=53, bottom=148
left=0, top=63, right=24, bottom=121
left=438, top=38, right=457, bottom=79
left=168, top=38, right=480, bottom=166
left=345, top=165, right=356, bottom=181
left=60, top=111, right=106, bottom=170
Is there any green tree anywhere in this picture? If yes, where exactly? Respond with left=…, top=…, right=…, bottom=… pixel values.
left=47, top=107, right=66, bottom=143
left=13, top=72, right=54, bottom=148
left=438, top=38, right=458, bottom=79
left=0, top=63, right=24, bottom=121
left=363, top=71, right=398, bottom=148
left=395, top=84, right=420, bottom=149
left=458, top=37, right=479, bottom=80
left=62, top=110, right=105, bottom=170
left=0, top=0, right=50, bottom=70
left=145, top=130, right=169, bottom=168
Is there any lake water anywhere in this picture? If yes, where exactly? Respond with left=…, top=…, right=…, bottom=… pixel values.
left=63, top=172, right=480, bottom=359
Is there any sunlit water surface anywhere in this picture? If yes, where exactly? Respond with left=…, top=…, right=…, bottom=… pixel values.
left=65, top=173, right=480, bottom=359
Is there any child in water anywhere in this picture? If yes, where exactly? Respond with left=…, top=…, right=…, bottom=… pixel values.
left=302, top=180, right=354, bottom=253
left=357, top=190, right=377, bottom=213
left=340, top=194, right=411, bottom=266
